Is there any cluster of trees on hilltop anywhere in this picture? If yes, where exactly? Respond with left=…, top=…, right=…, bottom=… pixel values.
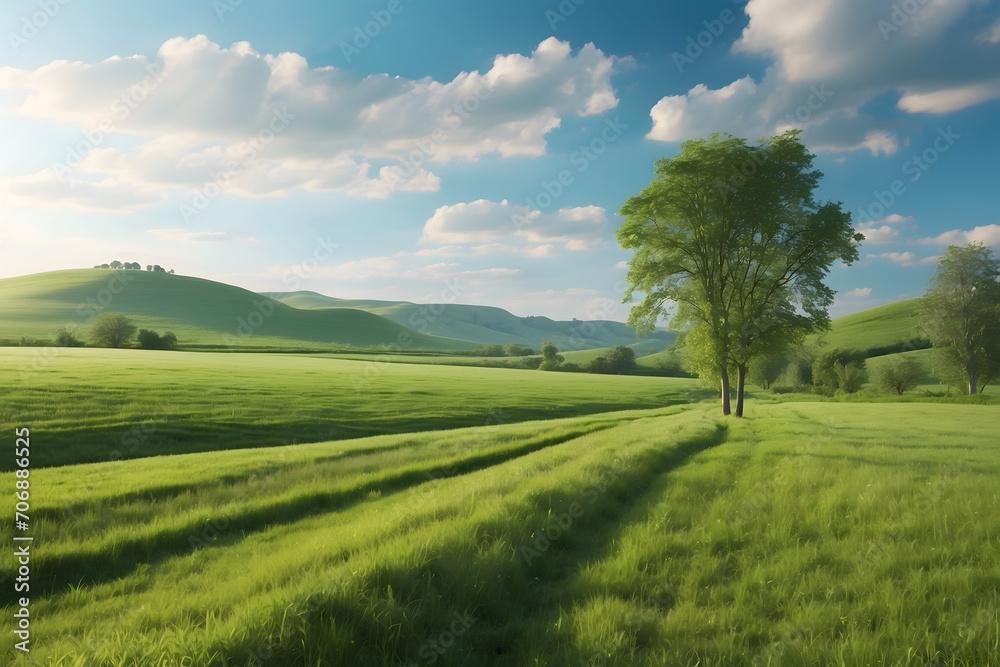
left=94, top=261, right=174, bottom=274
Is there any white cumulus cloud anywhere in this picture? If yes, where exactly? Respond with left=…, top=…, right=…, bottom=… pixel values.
left=918, top=223, right=1000, bottom=246
left=0, top=35, right=621, bottom=210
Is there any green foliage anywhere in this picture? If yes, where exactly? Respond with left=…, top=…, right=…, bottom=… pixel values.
left=585, top=345, right=636, bottom=374
left=54, top=328, right=84, bottom=347
left=747, top=355, right=786, bottom=389
left=921, top=242, right=1000, bottom=394
left=503, top=343, right=535, bottom=357
left=137, top=329, right=178, bottom=350
left=871, top=355, right=923, bottom=395
left=471, top=343, right=505, bottom=357
left=617, top=130, right=862, bottom=415
left=90, top=312, right=137, bottom=348
left=538, top=341, right=564, bottom=371
left=833, top=361, right=866, bottom=394
left=812, top=348, right=866, bottom=388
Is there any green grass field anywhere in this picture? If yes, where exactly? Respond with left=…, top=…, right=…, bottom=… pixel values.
left=3, top=401, right=997, bottom=665
left=3, top=278, right=997, bottom=666
left=0, top=348, right=696, bottom=468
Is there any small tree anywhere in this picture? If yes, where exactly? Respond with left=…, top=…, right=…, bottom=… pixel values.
left=91, top=313, right=137, bottom=348
left=747, top=355, right=785, bottom=390
left=921, top=242, right=1000, bottom=394
left=538, top=341, right=564, bottom=371
left=872, top=355, right=922, bottom=395
left=813, top=348, right=866, bottom=389
left=833, top=362, right=866, bottom=394
left=503, top=343, right=534, bottom=357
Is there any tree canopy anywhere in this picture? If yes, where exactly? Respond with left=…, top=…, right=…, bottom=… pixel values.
left=91, top=312, right=137, bottom=348
left=921, top=242, right=1000, bottom=394
left=617, top=131, right=863, bottom=416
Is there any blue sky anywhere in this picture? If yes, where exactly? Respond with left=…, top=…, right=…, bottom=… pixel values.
left=2, top=0, right=999, bottom=321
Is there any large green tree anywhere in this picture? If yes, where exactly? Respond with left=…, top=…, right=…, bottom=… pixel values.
left=617, top=131, right=863, bottom=416
left=921, top=242, right=1000, bottom=394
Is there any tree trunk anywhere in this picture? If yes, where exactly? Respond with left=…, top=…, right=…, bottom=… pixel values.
left=735, top=363, right=746, bottom=418
left=720, top=365, right=731, bottom=415
left=969, top=367, right=978, bottom=395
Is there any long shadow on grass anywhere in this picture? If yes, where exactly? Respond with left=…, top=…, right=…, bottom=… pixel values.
left=207, top=421, right=730, bottom=666
left=33, top=412, right=660, bottom=523
left=13, top=424, right=629, bottom=606
left=14, top=399, right=692, bottom=469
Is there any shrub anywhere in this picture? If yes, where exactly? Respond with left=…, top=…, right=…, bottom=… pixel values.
left=748, top=355, right=786, bottom=390
left=503, top=343, right=534, bottom=357
left=472, top=344, right=505, bottom=357
left=91, top=313, right=137, bottom=348
left=586, top=345, right=636, bottom=375
left=833, top=362, right=866, bottom=393
left=137, top=329, right=179, bottom=351
left=55, top=329, right=84, bottom=347
left=538, top=341, right=564, bottom=371
left=871, top=355, right=922, bottom=395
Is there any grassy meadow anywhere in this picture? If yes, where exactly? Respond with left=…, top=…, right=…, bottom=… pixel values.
left=2, top=273, right=998, bottom=665
left=0, top=347, right=696, bottom=468
left=2, top=401, right=997, bottom=665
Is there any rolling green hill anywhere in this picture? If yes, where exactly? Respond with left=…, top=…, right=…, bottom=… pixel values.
left=264, top=290, right=674, bottom=351
left=0, top=270, right=467, bottom=350
left=811, top=298, right=925, bottom=353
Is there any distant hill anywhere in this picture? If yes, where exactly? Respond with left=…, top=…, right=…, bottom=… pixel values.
left=263, top=290, right=675, bottom=351
left=0, top=270, right=467, bottom=350
left=811, top=298, right=925, bottom=354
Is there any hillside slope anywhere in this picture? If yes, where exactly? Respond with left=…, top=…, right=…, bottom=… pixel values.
left=0, top=270, right=466, bottom=350
left=265, top=290, right=675, bottom=350
left=811, top=298, right=925, bottom=353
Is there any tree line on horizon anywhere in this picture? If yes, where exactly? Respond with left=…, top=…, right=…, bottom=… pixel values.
left=93, top=260, right=174, bottom=274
